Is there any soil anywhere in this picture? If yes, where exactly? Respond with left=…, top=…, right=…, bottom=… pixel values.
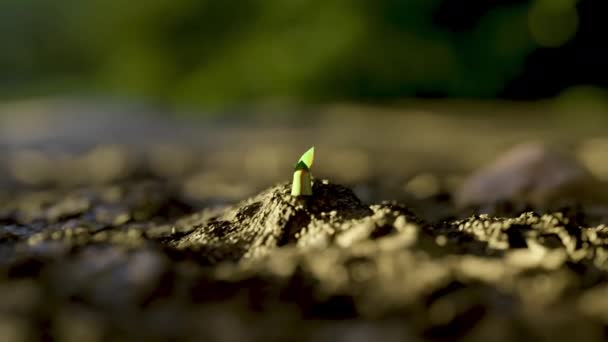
left=3, top=100, right=608, bottom=341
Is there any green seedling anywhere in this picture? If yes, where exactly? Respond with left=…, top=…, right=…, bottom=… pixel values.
left=291, top=146, right=315, bottom=197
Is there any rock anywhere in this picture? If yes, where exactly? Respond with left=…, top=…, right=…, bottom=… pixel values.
left=455, top=142, right=605, bottom=208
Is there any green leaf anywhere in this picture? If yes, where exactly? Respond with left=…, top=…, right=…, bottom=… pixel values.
left=297, top=146, right=315, bottom=169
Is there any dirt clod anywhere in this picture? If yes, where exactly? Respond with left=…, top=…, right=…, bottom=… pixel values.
left=171, top=181, right=373, bottom=262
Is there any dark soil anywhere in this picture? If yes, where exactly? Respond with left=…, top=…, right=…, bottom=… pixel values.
left=3, top=173, right=608, bottom=341
left=3, top=103, right=608, bottom=341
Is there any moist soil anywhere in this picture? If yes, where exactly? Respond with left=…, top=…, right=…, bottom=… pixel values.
left=3, top=174, right=608, bottom=342
left=3, top=105, right=608, bottom=341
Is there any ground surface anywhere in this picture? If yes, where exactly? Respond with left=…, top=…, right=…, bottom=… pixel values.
left=3, top=99, right=608, bottom=341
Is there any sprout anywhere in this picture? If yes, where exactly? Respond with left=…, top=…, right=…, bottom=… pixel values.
left=291, top=146, right=315, bottom=197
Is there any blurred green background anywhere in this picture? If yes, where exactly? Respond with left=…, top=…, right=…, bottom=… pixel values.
left=1, top=0, right=606, bottom=109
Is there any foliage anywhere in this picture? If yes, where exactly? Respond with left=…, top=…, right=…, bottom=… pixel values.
left=0, top=0, right=590, bottom=108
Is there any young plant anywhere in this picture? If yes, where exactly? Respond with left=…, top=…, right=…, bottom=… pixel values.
left=291, top=146, right=315, bottom=197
